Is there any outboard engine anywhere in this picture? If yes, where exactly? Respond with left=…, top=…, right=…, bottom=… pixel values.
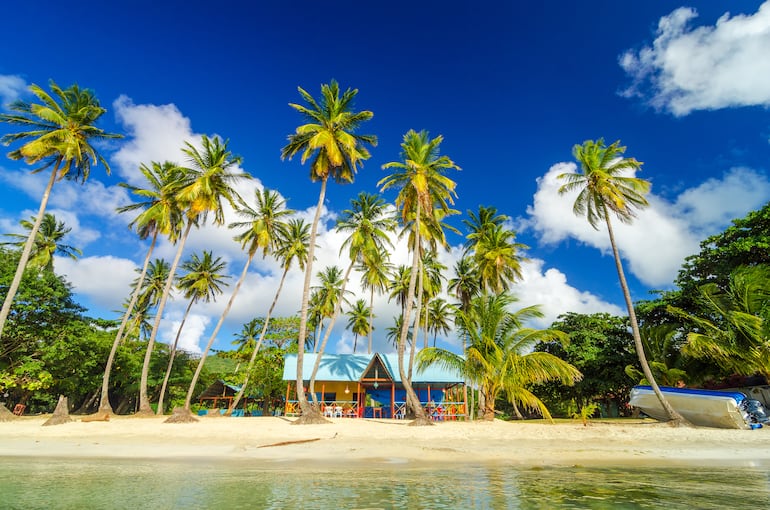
left=740, top=399, right=770, bottom=425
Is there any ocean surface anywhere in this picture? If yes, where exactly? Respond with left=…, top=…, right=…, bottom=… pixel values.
left=1, top=457, right=769, bottom=509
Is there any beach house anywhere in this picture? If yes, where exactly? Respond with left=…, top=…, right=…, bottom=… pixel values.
left=282, top=353, right=466, bottom=420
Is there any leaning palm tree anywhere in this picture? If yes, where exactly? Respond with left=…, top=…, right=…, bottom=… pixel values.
left=156, top=251, right=229, bottom=415
left=167, top=187, right=288, bottom=422
left=99, top=161, right=184, bottom=414
left=307, top=192, right=395, bottom=399
left=379, top=129, right=459, bottom=424
left=558, top=138, right=686, bottom=424
left=418, top=293, right=582, bottom=421
left=346, top=299, right=372, bottom=353
left=1, top=213, right=81, bottom=272
left=232, top=318, right=261, bottom=372
left=224, top=193, right=302, bottom=415
left=281, top=80, right=376, bottom=423
left=140, top=135, right=250, bottom=415
left=0, top=80, right=121, bottom=339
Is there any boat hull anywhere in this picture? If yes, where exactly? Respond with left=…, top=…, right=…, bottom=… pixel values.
left=629, top=386, right=751, bottom=429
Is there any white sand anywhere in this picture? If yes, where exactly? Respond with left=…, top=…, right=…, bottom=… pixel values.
left=2, top=415, right=769, bottom=468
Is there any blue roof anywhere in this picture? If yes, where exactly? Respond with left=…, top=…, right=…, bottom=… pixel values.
left=283, top=353, right=463, bottom=384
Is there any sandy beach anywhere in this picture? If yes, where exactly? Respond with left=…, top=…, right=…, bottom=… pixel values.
left=2, top=415, right=770, bottom=468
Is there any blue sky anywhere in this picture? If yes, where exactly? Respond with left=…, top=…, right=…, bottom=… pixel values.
left=1, top=1, right=769, bottom=354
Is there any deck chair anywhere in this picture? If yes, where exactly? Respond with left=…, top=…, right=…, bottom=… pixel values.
left=12, top=404, right=25, bottom=416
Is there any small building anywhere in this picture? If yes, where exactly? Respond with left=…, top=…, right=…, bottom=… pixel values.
left=282, top=353, right=466, bottom=420
left=196, top=380, right=260, bottom=415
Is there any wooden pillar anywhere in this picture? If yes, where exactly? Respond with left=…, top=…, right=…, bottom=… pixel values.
left=462, top=382, right=468, bottom=421
left=390, top=382, right=395, bottom=419
left=285, top=381, right=291, bottom=415
left=357, top=382, right=362, bottom=417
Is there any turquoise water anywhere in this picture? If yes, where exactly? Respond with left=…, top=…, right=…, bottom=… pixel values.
left=1, top=457, right=769, bottom=509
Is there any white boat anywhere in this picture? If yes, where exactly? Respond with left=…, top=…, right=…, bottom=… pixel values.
left=629, top=385, right=764, bottom=429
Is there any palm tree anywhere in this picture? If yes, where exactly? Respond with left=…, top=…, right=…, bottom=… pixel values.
left=232, top=318, right=261, bottom=372
left=307, top=266, right=353, bottom=362
left=156, top=251, right=229, bottom=415
left=419, top=251, right=447, bottom=348
left=99, top=161, right=184, bottom=414
left=1, top=213, right=81, bottom=272
left=427, top=298, right=455, bottom=348
left=346, top=299, right=372, bottom=353
left=281, top=80, right=376, bottom=423
left=167, top=187, right=289, bottom=422
left=558, top=138, right=686, bottom=424
left=225, top=193, right=302, bottom=415
left=359, top=254, right=393, bottom=354
left=476, top=223, right=528, bottom=294
left=140, top=135, right=250, bottom=415
left=379, top=129, right=459, bottom=423
left=0, top=80, right=121, bottom=339
left=673, top=265, right=770, bottom=380
left=448, top=256, right=481, bottom=314
left=388, top=265, right=412, bottom=316
left=307, top=192, right=395, bottom=396
left=448, top=256, right=480, bottom=418
left=417, top=293, right=582, bottom=420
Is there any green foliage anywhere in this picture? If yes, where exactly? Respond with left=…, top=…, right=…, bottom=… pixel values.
left=676, top=202, right=770, bottom=297
left=418, top=293, right=581, bottom=421
left=572, top=401, right=601, bottom=426
left=671, top=265, right=770, bottom=381
left=533, top=313, right=637, bottom=417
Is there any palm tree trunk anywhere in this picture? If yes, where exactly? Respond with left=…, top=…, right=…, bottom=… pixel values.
left=604, top=208, right=687, bottom=425
left=409, top=257, right=424, bottom=382
left=295, top=177, right=328, bottom=423
left=0, top=163, right=59, bottom=339
left=178, top=253, right=254, bottom=414
left=156, top=297, right=194, bottom=415
left=367, top=287, right=375, bottom=354
left=228, top=265, right=290, bottom=414
left=99, top=232, right=158, bottom=414
left=308, top=262, right=354, bottom=407
left=138, top=220, right=192, bottom=415
left=397, top=204, right=430, bottom=424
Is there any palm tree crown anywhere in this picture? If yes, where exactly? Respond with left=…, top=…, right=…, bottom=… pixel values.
left=558, top=138, right=648, bottom=230
left=281, top=80, right=377, bottom=183
left=2, top=213, right=81, bottom=271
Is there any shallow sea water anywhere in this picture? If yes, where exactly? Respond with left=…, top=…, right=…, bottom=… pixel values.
left=1, top=457, right=769, bottom=509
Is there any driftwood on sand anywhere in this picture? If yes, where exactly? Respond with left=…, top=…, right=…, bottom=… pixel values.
left=81, top=412, right=111, bottom=422
left=42, top=395, right=73, bottom=427
left=257, top=438, right=321, bottom=448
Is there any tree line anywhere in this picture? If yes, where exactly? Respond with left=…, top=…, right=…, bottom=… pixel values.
left=1, top=79, right=767, bottom=424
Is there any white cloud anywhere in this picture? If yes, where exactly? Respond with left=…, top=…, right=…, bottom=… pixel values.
left=160, top=313, right=210, bottom=355
left=620, top=2, right=770, bottom=115
left=0, top=74, right=26, bottom=106
left=525, top=162, right=770, bottom=288
left=56, top=256, right=138, bottom=312
left=515, top=259, right=625, bottom=328
left=111, top=96, right=194, bottom=183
